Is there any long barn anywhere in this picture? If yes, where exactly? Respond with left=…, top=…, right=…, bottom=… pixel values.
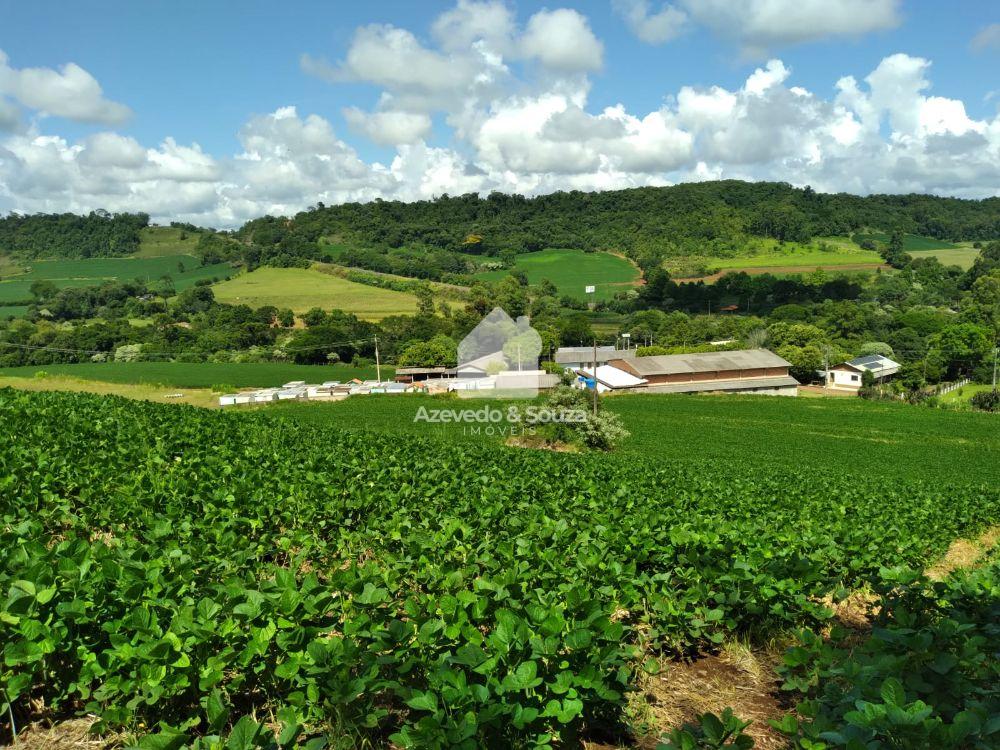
left=608, top=349, right=799, bottom=396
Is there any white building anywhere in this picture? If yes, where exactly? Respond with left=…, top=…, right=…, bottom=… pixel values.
left=822, top=354, right=902, bottom=390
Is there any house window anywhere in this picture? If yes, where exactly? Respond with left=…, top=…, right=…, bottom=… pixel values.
left=851, top=374, right=859, bottom=382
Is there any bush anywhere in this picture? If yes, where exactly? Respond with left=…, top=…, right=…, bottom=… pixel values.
left=970, top=389, right=1000, bottom=412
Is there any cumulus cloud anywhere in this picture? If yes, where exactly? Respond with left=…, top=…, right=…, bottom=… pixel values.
left=0, top=49, right=131, bottom=124
left=1, top=3, right=998, bottom=227
left=0, top=97, right=22, bottom=132
left=343, top=106, right=432, bottom=145
left=970, top=23, right=1000, bottom=53
left=612, top=0, right=688, bottom=45
left=520, top=9, right=604, bottom=72
left=616, top=0, right=901, bottom=53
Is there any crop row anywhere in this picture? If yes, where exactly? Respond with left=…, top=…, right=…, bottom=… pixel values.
left=1, top=389, right=997, bottom=747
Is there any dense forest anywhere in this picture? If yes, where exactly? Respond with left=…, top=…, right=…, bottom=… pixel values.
left=0, top=210, right=149, bottom=258
left=238, top=181, right=1000, bottom=266
left=4, top=181, right=1000, bottom=269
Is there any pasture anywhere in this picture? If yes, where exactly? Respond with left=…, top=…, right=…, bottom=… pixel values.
left=0, top=254, right=235, bottom=304
left=908, top=245, right=982, bottom=270
left=0, top=361, right=388, bottom=389
left=135, top=225, right=202, bottom=257
left=211, top=267, right=419, bottom=319
left=474, top=248, right=641, bottom=301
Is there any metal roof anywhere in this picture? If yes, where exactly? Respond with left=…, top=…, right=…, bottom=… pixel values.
left=612, top=348, right=790, bottom=376
left=845, top=354, right=901, bottom=373
left=643, top=375, right=800, bottom=394
left=554, top=345, right=618, bottom=364
left=575, top=365, right=647, bottom=389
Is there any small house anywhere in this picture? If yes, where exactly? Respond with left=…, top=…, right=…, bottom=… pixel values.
left=823, top=354, right=901, bottom=390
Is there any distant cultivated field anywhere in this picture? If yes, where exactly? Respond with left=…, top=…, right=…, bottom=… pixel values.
left=908, top=246, right=982, bottom=270
left=0, top=254, right=235, bottom=304
left=474, top=248, right=641, bottom=301
left=0, top=362, right=390, bottom=389
left=0, top=305, right=28, bottom=318
left=212, top=267, right=419, bottom=319
left=135, top=226, right=202, bottom=257
left=666, top=238, right=885, bottom=281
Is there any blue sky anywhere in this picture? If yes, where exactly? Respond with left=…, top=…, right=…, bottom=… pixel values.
left=1, top=1, right=998, bottom=225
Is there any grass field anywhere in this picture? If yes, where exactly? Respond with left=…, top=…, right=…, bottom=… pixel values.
left=939, top=383, right=996, bottom=404
left=0, top=361, right=389, bottom=389
left=267, top=391, right=1000, bottom=487
left=0, top=375, right=219, bottom=407
left=0, top=254, right=235, bottom=305
left=474, top=248, right=641, bottom=301
left=135, top=226, right=202, bottom=257
left=667, top=238, right=886, bottom=281
left=908, top=245, right=982, bottom=270
left=211, top=267, right=419, bottom=319
left=0, top=305, right=28, bottom=318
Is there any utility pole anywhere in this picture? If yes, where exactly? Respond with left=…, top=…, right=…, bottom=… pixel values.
left=374, top=335, right=381, bottom=383
left=592, top=338, right=599, bottom=416
left=993, top=346, right=998, bottom=389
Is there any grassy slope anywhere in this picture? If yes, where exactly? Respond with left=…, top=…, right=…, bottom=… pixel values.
left=135, top=226, right=202, bottom=257
left=0, top=362, right=390, bottom=389
left=266, top=392, right=1000, bottom=487
left=908, top=246, right=982, bottom=270
left=211, top=267, right=419, bottom=319
left=939, top=383, right=996, bottom=404
left=0, top=255, right=235, bottom=303
left=474, top=248, right=641, bottom=301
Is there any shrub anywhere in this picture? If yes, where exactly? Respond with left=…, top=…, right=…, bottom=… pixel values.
left=970, top=389, right=1000, bottom=412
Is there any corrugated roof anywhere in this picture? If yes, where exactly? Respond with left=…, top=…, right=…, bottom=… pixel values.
left=554, top=345, right=618, bottom=364
left=643, top=375, right=799, bottom=394
left=613, top=348, right=790, bottom=376
left=575, top=365, right=647, bottom=389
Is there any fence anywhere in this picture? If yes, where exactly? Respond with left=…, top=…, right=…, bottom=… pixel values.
left=937, top=378, right=971, bottom=396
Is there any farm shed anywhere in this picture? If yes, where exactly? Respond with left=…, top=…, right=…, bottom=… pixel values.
left=575, top=365, right=647, bottom=392
left=395, top=366, right=450, bottom=383
left=822, top=354, right=901, bottom=390
left=609, top=349, right=799, bottom=396
left=554, top=346, right=618, bottom=370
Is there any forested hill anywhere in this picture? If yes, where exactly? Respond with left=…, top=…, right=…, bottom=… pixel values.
left=239, top=181, right=1000, bottom=261
left=4, top=181, right=1000, bottom=263
left=0, top=210, right=149, bottom=258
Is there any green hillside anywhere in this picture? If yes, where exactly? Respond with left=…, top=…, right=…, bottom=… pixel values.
left=211, top=267, right=419, bottom=319
left=474, top=248, right=640, bottom=300
left=0, top=254, right=235, bottom=305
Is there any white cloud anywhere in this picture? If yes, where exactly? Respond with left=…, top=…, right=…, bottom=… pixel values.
left=0, top=97, right=22, bottom=132
left=618, top=0, right=901, bottom=53
left=343, top=107, right=432, bottom=145
left=1, top=2, right=998, bottom=227
left=520, top=9, right=603, bottom=72
left=431, top=0, right=516, bottom=54
left=0, top=49, right=131, bottom=124
left=613, top=0, right=688, bottom=45
left=970, top=23, right=1000, bottom=53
